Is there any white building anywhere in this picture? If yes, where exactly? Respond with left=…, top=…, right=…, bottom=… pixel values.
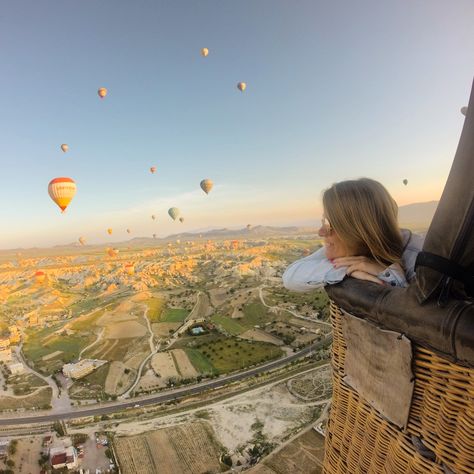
left=8, top=362, right=25, bottom=375
left=62, top=359, right=106, bottom=379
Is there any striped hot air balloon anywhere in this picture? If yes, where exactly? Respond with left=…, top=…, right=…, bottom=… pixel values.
left=48, top=177, right=77, bottom=212
left=34, top=271, right=46, bottom=284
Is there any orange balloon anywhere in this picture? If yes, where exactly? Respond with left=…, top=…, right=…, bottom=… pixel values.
left=98, top=87, right=107, bottom=98
left=107, top=228, right=113, bottom=235
left=61, top=144, right=69, bottom=153
left=34, top=271, right=46, bottom=283
left=237, top=82, right=247, bottom=92
left=48, top=177, right=77, bottom=212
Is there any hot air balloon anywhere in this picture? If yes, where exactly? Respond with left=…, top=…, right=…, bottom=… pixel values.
left=403, top=179, right=408, bottom=186
left=246, top=224, right=252, bottom=231
left=179, top=217, right=184, bottom=223
left=98, top=87, right=107, bottom=99
left=237, top=82, right=246, bottom=92
left=461, top=106, right=468, bottom=116
left=34, top=271, right=46, bottom=284
left=107, top=248, right=118, bottom=257
left=150, top=166, right=156, bottom=174
left=125, top=263, right=134, bottom=275
left=176, top=239, right=181, bottom=244
left=48, top=177, right=77, bottom=212
left=126, top=229, right=131, bottom=234
left=168, top=207, right=180, bottom=221
left=78, top=236, right=86, bottom=246
left=61, top=144, right=69, bottom=153
left=153, top=233, right=157, bottom=239
left=107, top=228, right=113, bottom=235
left=151, top=215, right=156, bottom=221
left=201, top=47, right=209, bottom=57
left=200, top=179, right=213, bottom=195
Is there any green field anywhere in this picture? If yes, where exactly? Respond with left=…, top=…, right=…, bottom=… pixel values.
left=184, top=348, right=217, bottom=375
left=23, top=326, right=93, bottom=368
left=161, top=308, right=189, bottom=322
left=191, top=336, right=283, bottom=374
left=211, top=314, right=245, bottom=335
left=144, top=297, right=165, bottom=322
left=239, top=301, right=273, bottom=329
left=70, top=308, right=106, bottom=331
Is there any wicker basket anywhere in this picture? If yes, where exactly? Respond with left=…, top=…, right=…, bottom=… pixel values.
left=323, top=302, right=474, bottom=474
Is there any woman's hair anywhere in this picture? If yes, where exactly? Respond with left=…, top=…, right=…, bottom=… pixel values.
left=322, top=178, right=403, bottom=266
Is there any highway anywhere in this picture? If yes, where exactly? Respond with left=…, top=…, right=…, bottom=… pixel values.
left=0, top=336, right=330, bottom=426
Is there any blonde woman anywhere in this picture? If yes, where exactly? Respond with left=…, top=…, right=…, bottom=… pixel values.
left=283, top=178, right=424, bottom=291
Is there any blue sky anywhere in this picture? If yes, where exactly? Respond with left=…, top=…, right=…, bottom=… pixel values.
left=0, top=0, right=473, bottom=248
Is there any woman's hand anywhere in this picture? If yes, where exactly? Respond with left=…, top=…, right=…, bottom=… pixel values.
left=332, top=256, right=387, bottom=284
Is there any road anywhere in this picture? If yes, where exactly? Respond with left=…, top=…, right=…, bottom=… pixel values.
left=0, top=336, right=331, bottom=425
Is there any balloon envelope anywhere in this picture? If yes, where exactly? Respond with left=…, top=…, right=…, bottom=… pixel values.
left=78, top=236, right=86, bottom=245
left=61, top=144, right=69, bottom=153
left=237, top=82, right=246, bottom=92
left=34, top=271, right=46, bottom=283
left=179, top=217, right=184, bottom=223
left=461, top=106, right=468, bottom=116
left=403, top=179, right=408, bottom=186
left=168, top=207, right=180, bottom=220
left=98, top=87, right=107, bottom=98
left=201, top=47, right=209, bottom=57
left=151, top=215, right=156, bottom=220
left=126, top=229, right=131, bottom=234
left=200, top=179, right=213, bottom=194
left=48, top=177, right=77, bottom=212
left=107, top=228, right=113, bottom=235
left=150, top=166, right=156, bottom=174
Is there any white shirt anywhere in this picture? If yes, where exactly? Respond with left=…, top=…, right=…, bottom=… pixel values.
left=282, top=229, right=424, bottom=292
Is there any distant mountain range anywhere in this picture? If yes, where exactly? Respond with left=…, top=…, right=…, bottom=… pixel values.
left=398, top=200, right=438, bottom=230
left=0, top=201, right=438, bottom=254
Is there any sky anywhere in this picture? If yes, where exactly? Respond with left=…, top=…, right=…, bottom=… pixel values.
left=0, top=0, right=473, bottom=248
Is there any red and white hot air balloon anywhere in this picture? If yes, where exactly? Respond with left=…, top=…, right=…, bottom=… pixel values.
left=48, top=177, right=77, bottom=212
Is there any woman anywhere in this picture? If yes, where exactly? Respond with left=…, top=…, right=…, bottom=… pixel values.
left=283, top=178, right=424, bottom=292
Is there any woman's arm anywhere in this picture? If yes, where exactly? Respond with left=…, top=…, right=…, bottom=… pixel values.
left=282, top=247, right=347, bottom=292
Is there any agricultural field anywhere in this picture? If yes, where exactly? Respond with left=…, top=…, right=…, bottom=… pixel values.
left=115, top=422, right=226, bottom=474
left=0, top=387, right=52, bottom=411
left=161, top=308, right=189, bottom=322
left=250, top=429, right=325, bottom=474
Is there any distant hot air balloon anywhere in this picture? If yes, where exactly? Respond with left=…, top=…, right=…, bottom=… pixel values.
left=168, top=207, right=180, bottom=221
left=246, top=224, right=252, bottom=231
left=125, top=263, right=134, bottom=275
left=179, top=217, right=184, bottom=223
left=61, top=144, right=69, bottom=153
left=98, top=87, right=107, bottom=99
left=237, top=82, right=246, bottom=92
left=48, top=177, right=77, bottom=213
left=200, top=179, right=213, bottom=195
left=403, top=179, right=408, bottom=186
left=107, top=228, right=113, bottom=235
left=153, top=233, right=157, bottom=239
left=150, top=166, right=156, bottom=174
left=78, top=236, right=86, bottom=246
left=107, top=248, right=118, bottom=257
left=151, top=215, right=156, bottom=221
left=176, top=239, right=181, bottom=244
left=126, top=229, right=131, bottom=234
left=34, top=271, right=46, bottom=284
left=461, top=106, right=468, bottom=116
left=201, top=47, right=209, bottom=57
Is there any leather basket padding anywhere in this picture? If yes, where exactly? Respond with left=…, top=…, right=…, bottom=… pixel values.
left=341, top=310, right=414, bottom=430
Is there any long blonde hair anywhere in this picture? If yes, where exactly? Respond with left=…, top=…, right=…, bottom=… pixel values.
left=322, top=178, right=403, bottom=266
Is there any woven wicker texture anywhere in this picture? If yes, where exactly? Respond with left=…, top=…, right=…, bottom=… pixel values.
left=323, top=302, right=474, bottom=474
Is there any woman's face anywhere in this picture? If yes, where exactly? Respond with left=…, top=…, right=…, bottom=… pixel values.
left=318, top=214, right=359, bottom=260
